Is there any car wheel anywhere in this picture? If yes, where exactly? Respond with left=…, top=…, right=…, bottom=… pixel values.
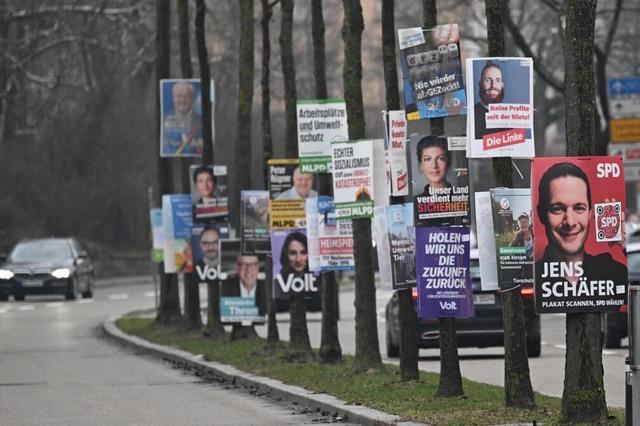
left=81, top=276, right=94, bottom=299
left=526, top=334, right=541, bottom=358
left=65, top=278, right=78, bottom=300
left=14, top=293, right=25, bottom=301
left=386, top=329, right=400, bottom=358
left=604, top=316, right=622, bottom=349
left=0, top=294, right=8, bottom=302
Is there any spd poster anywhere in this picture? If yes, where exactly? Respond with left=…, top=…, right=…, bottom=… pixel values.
left=466, top=58, right=534, bottom=158
left=532, top=156, right=627, bottom=313
left=415, top=227, right=474, bottom=318
left=297, top=99, right=348, bottom=173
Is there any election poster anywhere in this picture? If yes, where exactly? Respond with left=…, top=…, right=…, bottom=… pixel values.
left=387, top=110, right=410, bottom=196
left=192, top=223, right=221, bottom=282
left=373, top=206, right=394, bottom=290
left=532, top=156, right=627, bottom=313
left=297, top=99, right=349, bottom=173
left=162, top=194, right=193, bottom=273
left=160, top=79, right=214, bottom=157
left=241, top=190, right=270, bottom=256
left=270, top=228, right=319, bottom=300
left=189, top=164, right=229, bottom=221
left=386, top=203, right=416, bottom=290
left=466, top=58, right=534, bottom=158
left=150, top=208, right=164, bottom=262
left=306, top=196, right=354, bottom=272
left=409, top=135, right=470, bottom=227
left=608, top=143, right=640, bottom=182
left=397, top=24, right=467, bottom=120
left=415, top=227, right=474, bottom=318
left=218, top=239, right=265, bottom=324
left=490, top=188, right=533, bottom=290
left=331, top=140, right=375, bottom=219
left=373, top=138, right=390, bottom=207
left=474, top=192, right=498, bottom=291
left=268, top=159, right=311, bottom=229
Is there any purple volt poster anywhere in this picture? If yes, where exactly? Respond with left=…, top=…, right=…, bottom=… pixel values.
left=415, top=227, right=474, bottom=318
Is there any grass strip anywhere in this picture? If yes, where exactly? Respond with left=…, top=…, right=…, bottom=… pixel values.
left=116, top=317, right=625, bottom=426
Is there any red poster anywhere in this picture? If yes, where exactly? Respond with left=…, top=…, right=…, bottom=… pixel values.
left=531, top=157, right=627, bottom=313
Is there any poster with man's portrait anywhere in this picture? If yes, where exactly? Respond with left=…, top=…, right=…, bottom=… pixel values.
left=489, top=188, right=533, bottom=290
left=270, top=228, right=319, bottom=300
left=397, top=24, right=467, bottom=120
left=160, top=79, right=213, bottom=157
left=189, top=164, right=229, bottom=221
left=409, top=135, right=469, bottom=227
left=192, top=223, right=222, bottom=282
left=466, top=58, right=534, bottom=158
left=218, top=239, right=265, bottom=324
left=532, top=156, right=627, bottom=313
left=268, top=159, right=310, bottom=229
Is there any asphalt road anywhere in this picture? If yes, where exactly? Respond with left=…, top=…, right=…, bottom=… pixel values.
left=263, top=287, right=628, bottom=409
left=0, top=280, right=347, bottom=425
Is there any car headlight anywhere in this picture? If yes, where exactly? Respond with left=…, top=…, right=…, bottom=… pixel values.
left=51, top=268, right=71, bottom=279
left=0, top=269, right=14, bottom=280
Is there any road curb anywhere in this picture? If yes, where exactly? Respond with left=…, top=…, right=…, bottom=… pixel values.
left=102, top=315, right=423, bottom=426
left=95, top=275, right=153, bottom=289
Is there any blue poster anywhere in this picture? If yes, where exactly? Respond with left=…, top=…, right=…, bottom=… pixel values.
left=415, top=227, right=474, bottom=318
left=385, top=203, right=416, bottom=289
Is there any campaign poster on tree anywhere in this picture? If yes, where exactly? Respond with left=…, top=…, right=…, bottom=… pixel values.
left=489, top=188, right=533, bottom=290
left=189, top=164, right=229, bottom=221
left=474, top=192, right=499, bottom=291
left=297, top=99, right=349, bottom=173
left=331, top=140, right=375, bottom=219
left=373, top=139, right=390, bottom=207
left=387, top=110, right=409, bottom=196
left=270, top=228, right=319, bottom=300
left=268, top=159, right=312, bottom=229
left=306, top=196, right=354, bottom=272
left=397, top=24, right=467, bottom=120
left=162, top=194, right=193, bottom=273
left=192, top=223, right=222, bottom=282
left=386, top=203, right=416, bottom=290
left=466, top=58, right=534, bottom=158
left=415, top=227, right=474, bottom=318
left=218, top=239, right=265, bottom=325
left=150, top=208, right=164, bottom=262
left=532, top=156, right=627, bottom=313
left=373, top=206, right=394, bottom=290
left=241, top=190, right=270, bottom=255
left=160, top=79, right=214, bottom=157
left=409, top=135, right=470, bottom=227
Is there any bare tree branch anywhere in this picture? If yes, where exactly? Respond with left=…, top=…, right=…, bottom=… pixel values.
left=8, top=4, right=142, bottom=20
left=602, top=0, right=623, bottom=54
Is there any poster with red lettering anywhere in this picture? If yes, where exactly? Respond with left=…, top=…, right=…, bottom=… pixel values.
left=532, top=156, right=627, bottom=314
left=409, top=135, right=470, bottom=227
left=466, top=58, right=534, bottom=158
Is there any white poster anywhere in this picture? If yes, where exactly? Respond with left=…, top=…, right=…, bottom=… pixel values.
left=373, top=139, right=390, bottom=207
left=466, top=58, right=534, bottom=158
left=388, top=110, right=409, bottom=196
left=474, top=191, right=498, bottom=290
left=331, top=139, right=375, bottom=219
left=306, top=196, right=354, bottom=272
left=297, top=99, right=349, bottom=173
left=373, top=206, right=393, bottom=291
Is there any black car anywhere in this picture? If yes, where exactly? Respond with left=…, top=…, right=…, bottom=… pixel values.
left=0, top=238, right=94, bottom=301
left=385, top=249, right=541, bottom=358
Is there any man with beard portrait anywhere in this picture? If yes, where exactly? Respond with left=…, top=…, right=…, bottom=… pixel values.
left=474, top=61, right=508, bottom=138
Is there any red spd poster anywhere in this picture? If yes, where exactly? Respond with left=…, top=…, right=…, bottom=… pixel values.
left=532, top=157, right=627, bottom=313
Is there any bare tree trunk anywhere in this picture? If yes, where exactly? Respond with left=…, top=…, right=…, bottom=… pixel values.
left=312, top=0, right=342, bottom=364
left=155, top=0, right=182, bottom=325
left=562, top=0, right=607, bottom=421
left=195, top=0, right=214, bottom=165
left=485, top=0, right=535, bottom=408
left=204, top=279, right=224, bottom=337
left=234, top=0, right=254, bottom=230
left=343, top=0, right=382, bottom=372
left=383, top=0, right=418, bottom=382
left=265, top=254, right=280, bottom=346
left=261, top=0, right=275, bottom=183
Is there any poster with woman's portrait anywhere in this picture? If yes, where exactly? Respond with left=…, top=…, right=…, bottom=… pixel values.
left=409, top=135, right=470, bottom=227
left=270, top=228, right=319, bottom=300
left=189, top=164, right=229, bottom=221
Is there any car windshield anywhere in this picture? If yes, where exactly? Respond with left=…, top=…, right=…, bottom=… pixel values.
left=469, top=258, right=480, bottom=279
left=10, top=241, right=72, bottom=263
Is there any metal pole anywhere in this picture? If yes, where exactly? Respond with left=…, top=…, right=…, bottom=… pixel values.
left=628, top=284, right=640, bottom=425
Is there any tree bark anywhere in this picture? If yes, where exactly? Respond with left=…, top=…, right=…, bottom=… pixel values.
left=265, top=254, right=280, bottom=346
left=204, top=279, right=224, bottom=337
left=196, top=0, right=214, bottom=165
left=311, top=0, right=328, bottom=100
left=383, top=0, right=418, bottom=381
left=562, top=0, right=607, bottom=421
left=288, top=294, right=313, bottom=356
left=154, top=0, right=182, bottom=325
left=279, top=0, right=297, bottom=158
left=343, top=0, right=382, bottom=372
left=485, top=0, right=535, bottom=409
left=261, top=0, right=274, bottom=183
left=234, top=0, right=254, bottom=230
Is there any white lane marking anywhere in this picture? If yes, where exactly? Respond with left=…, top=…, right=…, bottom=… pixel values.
left=554, top=344, right=566, bottom=350
left=602, top=350, right=616, bottom=356
left=108, top=294, right=129, bottom=300
left=76, top=299, right=95, bottom=304
left=143, top=291, right=155, bottom=297
left=0, top=308, right=8, bottom=314
left=46, top=302, right=64, bottom=308
left=17, top=305, right=34, bottom=311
